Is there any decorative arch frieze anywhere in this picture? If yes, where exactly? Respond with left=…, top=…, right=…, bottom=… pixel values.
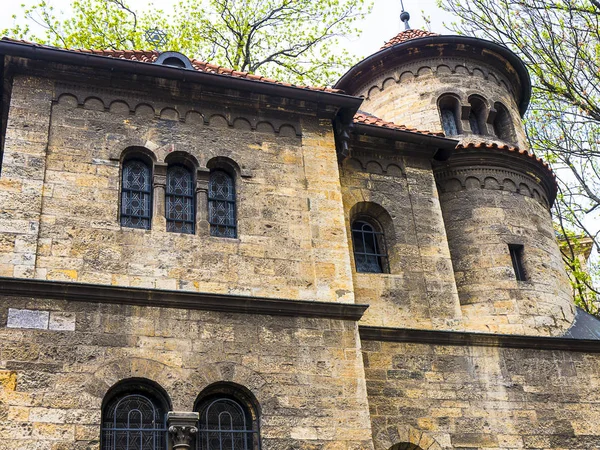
left=341, top=152, right=406, bottom=177
left=52, top=84, right=301, bottom=137
left=435, top=166, right=550, bottom=208
left=358, top=57, right=516, bottom=101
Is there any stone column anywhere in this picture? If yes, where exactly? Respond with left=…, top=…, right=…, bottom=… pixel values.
left=153, top=163, right=168, bottom=231
left=167, top=412, right=199, bottom=450
left=196, top=168, right=210, bottom=236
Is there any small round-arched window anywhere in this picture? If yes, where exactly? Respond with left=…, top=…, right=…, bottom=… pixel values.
left=438, top=95, right=461, bottom=136
left=121, top=158, right=153, bottom=230
left=208, top=169, right=237, bottom=238
left=351, top=219, right=388, bottom=273
left=102, top=393, right=167, bottom=450
left=196, top=396, right=259, bottom=450
left=493, top=102, right=516, bottom=143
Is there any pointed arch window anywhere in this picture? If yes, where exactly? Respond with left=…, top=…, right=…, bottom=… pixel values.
left=102, top=393, right=167, bottom=450
left=351, top=219, right=388, bottom=273
left=121, top=159, right=152, bottom=230
left=208, top=170, right=237, bottom=238
left=166, top=165, right=195, bottom=234
left=196, top=396, right=259, bottom=450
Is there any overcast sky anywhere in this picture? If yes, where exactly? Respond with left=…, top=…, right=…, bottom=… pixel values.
left=0, top=0, right=451, bottom=58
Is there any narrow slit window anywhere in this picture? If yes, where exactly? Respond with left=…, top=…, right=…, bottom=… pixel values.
left=166, top=165, right=195, bottom=234
left=121, top=159, right=152, bottom=230
left=208, top=170, right=237, bottom=238
left=509, top=244, right=527, bottom=281
left=351, top=219, right=388, bottom=273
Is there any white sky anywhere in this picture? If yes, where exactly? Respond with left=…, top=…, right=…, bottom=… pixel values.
left=0, top=0, right=451, bottom=58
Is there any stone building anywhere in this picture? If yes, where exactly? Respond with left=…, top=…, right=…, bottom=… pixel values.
left=1, top=19, right=600, bottom=450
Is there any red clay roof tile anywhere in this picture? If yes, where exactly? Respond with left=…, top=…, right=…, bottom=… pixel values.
left=381, top=29, right=439, bottom=50
left=353, top=111, right=445, bottom=137
left=1, top=38, right=344, bottom=94
left=456, top=142, right=556, bottom=181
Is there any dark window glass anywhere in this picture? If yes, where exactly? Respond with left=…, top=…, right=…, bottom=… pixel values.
left=166, top=165, right=195, bottom=234
left=351, top=220, right=388, bottom=273
left=509, top=244, right=527, bottom=281
left=102, top=393, right=166, bottom=450
left=121, top=160, right=152, bottom=230
left=197, top=397, right=257, bottom=450
left=494, top=103, right=516, bottom=142
left=469, top=110, right=481, bottom=134
left=441, top=108, right=458, bottom=136
left=208, top=170, right=236, bottom=238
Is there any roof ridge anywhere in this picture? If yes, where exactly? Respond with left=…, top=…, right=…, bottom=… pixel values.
left=380, top=29, right=439, bottom=50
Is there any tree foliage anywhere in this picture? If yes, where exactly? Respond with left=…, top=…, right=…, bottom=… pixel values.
left=439, top=0, right=600, bottom=313
left=2, top=0, right=371, bottom=85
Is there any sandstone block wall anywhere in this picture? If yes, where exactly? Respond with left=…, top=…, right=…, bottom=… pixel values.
left=0, top=296, right=374, bottom=449
left=354, top=59, right=528, bottom=149
left=0, top=74, right=354, bottom=303
left=339, top=143, right=462, bottom=330
left=364, top=339, right=600, bottom=450
left=438, top=179, right=574, bottom=336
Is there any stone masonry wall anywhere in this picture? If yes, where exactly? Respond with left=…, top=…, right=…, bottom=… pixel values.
left=364, top=339, right=600, bottom=450
left=0, top=295, right=374, bottom=449
left=354, top=58, right=528, bottom=150
left=0, top=77, right=53, bottom=279
left=0, top=74, right=355, bottom=303
left=438, top=181, right=575, bottom=336
left=340, top=143, right=462, bottom=330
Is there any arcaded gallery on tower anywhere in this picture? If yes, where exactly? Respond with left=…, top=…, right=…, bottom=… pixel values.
left=0, top=17, right=599, bottom=450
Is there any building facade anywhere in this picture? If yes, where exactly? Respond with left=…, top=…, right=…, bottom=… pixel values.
left=0, top=28, right=600, bottom=449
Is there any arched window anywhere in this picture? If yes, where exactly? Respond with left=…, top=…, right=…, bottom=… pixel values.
left=468, top=96, right=488, bottom=135
left=351, top=218, right=388, bottom=273
left=101, top=385, right=168, bottom=450
left=208, top=170, right=236, bottom=238
left=438, top=96, right=461, bottom=136
left=196, top=394, right=259, bottom=450
left=493, top=102, right=516, bottom=142
left=166, top=164, right=195, bottom=234
left=121, top=159, right=152, bottom=230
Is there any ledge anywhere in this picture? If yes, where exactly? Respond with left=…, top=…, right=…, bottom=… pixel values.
left=0, top=277, right=369, bottom=321
left=359, top=325, right=600, bottom=353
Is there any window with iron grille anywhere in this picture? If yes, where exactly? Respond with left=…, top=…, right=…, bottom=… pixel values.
left=197, top=397, right=259, bottom=450
left=351, top=219, right=388, bottom=273
left=208, top=170, right=237, bottom=238
left=121, top=159, right=152, bottom=230
left=166, top=165, right=195, bottom=234
left=101, top=393, right=167, bottom=450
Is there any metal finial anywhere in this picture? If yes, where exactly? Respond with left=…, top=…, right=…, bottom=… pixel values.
left=400, top=0, right=411, bottom=30
left=145, top=28, right=168, bottom=50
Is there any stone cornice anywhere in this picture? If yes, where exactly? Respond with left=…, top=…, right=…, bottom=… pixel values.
left=359, top=326, right=600, bottom=353
left=0, top=277, right=369, bottom=321
left=434, top=146, right=557, bottom=207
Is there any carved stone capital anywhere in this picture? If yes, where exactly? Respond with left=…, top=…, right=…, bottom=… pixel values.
left=167, top=412, right=199, bottom=449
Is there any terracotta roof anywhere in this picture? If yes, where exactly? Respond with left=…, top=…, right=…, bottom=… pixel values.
left=353, top=111, right=445, bottom=137
left=1, top=38, right=343, bottom=94
left=456, top=142, right=556, bottom=180
left=381, top=29, right=439, bottom=50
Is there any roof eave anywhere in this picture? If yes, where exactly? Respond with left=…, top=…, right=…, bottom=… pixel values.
left=0, top=39, right=364, bottom=111
left=353, top=122, right=458, bottom=160
left=335, top=35, right=532, bottom=117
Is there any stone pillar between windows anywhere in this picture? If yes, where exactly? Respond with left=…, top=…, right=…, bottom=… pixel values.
left=167, top=412, right=199, bottom=450
left=196, top=168, right=210, bottom=236
left=153, top=163, right=168, bottom=231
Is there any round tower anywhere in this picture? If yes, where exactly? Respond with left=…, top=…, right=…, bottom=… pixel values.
left=336, top=30, right=575, bottom=335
